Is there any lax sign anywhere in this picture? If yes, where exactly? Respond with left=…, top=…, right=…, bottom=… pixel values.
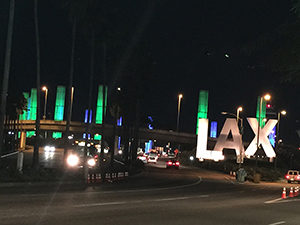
left=196, top=118, right=278, bottom=162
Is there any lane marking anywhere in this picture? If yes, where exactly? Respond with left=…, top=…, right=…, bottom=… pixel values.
left=74, top=201, right=126, bottom=208
left=224, top=177, right=235, bottom=184
left=154, top=197, right=190, bottom=202
left=95, top=176, right=203, bottom=194
left=264, top=198, right=283, bottom=204
left=11, top=176, right=203, bottom=198
left=154, top=195, right=209, bottom=202
left=268, top=221, right=286, bottom=225
left=73, top=194, right=209, bottom=208
left=265, top=198, right=300, bottom=204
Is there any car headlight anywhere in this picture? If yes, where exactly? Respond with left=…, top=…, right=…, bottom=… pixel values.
left=67, top=154, right=79, bottom=167
left=44, top=146, right=55, bottom=152
left=87, top=158, right=96, bottom=167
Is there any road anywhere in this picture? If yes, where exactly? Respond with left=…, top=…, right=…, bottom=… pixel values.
left=1, top=158, right=300, bottom=225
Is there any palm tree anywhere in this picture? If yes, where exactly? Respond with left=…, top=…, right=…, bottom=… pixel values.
left=64, top=17, right=77, bottom=162
left=0, top=0, right=15, bottom=157
left=32, top=0, right=41, bottom=170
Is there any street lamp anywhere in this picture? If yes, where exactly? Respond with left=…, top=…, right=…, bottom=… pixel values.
left=276, top=110, right=286, bottom=144
left=176, top=94, right=183, bottom=132
left=274, top=110, right=286, bottom=169
left=42, top=86, right=48, bottom=120
left=221, top=109, right=243, bottom=131
left=221, top=106, right=244, bottom=166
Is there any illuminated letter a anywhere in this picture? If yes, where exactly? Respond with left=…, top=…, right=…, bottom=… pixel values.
left=213, top=118, right=244, bottom=162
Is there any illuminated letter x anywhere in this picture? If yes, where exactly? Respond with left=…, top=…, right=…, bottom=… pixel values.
left=245, top=118, right=277, bottom=158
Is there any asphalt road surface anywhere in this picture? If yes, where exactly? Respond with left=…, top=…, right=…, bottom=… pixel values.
left=1, top=159, right=300, bottom=225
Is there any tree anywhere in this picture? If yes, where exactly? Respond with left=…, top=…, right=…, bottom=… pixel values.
left=0, top=0, right=15, bottom=157
left=5, top=93, right=27, bottom=153
left=6, top=93, right=27, bottom=120
left=32, top=0, right=41, bottom=170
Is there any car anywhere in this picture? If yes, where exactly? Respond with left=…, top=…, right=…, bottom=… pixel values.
left=66, top=145, right=98, bottom=169
left=168, top=152, right=175, bottom=158
left=137, top=154, right=148, bottom=163
left=166, top=159, right=180, bottom=169
left=285, top=170, right=300, bottom=183
left=147, top=153, right=158, bottom=163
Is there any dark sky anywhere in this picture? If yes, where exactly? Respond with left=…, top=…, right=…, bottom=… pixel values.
left=0, top=0, right=299, bottom=144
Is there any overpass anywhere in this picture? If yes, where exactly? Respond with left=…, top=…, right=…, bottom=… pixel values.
left=7, top=120, right=199, bottom=145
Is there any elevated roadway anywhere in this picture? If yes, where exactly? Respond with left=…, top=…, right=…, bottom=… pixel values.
left=8, top=120, right=199, bottom=144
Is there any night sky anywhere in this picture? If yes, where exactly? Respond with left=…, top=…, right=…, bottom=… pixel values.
left=0, top=0, right=299, bottom=144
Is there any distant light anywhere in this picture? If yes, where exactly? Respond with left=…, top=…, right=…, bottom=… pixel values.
left=42, top=86, right=48, bottom=91
left=118, top=150, right=123, bottom=155
left=66, top=154, right=79, bottom=167
left=189, top=156, right=194, bottom=161
left=281, top=110, right=287, bottom=116
left=266, top=104, right=271, bottom=108
left=78, top=141, right=85, bottom=147
left=178, top=94, right=183, bottom=99
left=68, top=135, right=73, bottom=140
left=44, top=145, right=55, bottom=152
left=237, top=107, right=243, bottom=112
left=225, top=53, right=230, bottom=58
left=264, top=94, right=271, bottom=101
left=104, top=148, right=109, bottom=154
left=87, top=158, right=96, bottom=167
left=117, top=87, right=121, bottom=91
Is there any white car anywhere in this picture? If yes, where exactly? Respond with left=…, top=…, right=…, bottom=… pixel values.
left=137, top=154, right=148, bottom=163
left=147, top=153, right=158, bottom=163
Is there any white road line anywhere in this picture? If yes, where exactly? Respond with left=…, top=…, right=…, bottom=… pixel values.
left=74, top=201, right=126, bottom=208
left=265, top=198, right=300, bottom=204
left=264, top=198, right=283, bottom=204
left=14, top=176, right=203, bottom=198
left=98, top=176, right=203, bottom=194
left=224, top=177, right=235, bottom=184
left=74, top=194, right=209, bottom=208
left=154, top=197, right=191, bottom=202
left=268, top=221, right=286, bottom=225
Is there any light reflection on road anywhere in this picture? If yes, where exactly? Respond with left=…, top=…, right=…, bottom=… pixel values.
left=24, top=147, right=64, bottom=168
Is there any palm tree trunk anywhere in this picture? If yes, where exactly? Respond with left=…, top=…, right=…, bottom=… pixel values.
left=33, top=0, right=41, bottom=170
left=64, top=18, right=77, bottom=163
left=83, top=29, right=95, bottom=180
left=100, top=42, right=106, bottom=168
left=0, top=0, right=15, bottom=157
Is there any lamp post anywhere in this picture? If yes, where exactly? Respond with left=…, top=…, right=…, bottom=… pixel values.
left=276, top=110, right=286, bottom=140
left=221, top=106, right=244, bottom=166
left=236, top=106, right=243, bottom=132
left=42, top=86, right=48, bottom=120
left=176, top=94, right=183, bottom=132
left=274, top=110, right=286, bottom=168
